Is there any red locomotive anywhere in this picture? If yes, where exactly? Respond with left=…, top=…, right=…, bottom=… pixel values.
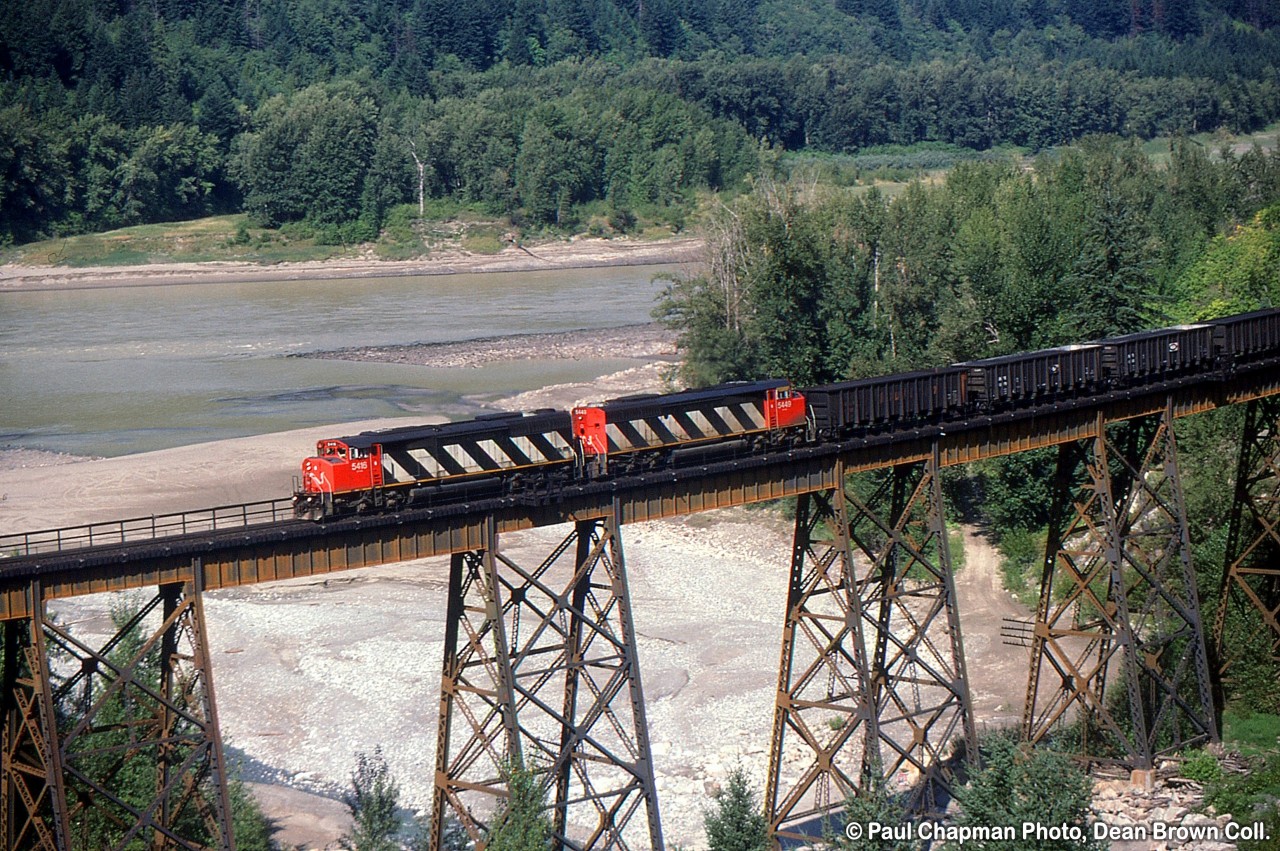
left=294, top=380, right=809, bottom=519
left=296, top=308, right=1280, bottom=521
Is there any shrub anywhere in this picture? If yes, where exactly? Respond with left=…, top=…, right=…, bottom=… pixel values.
left=340, top=748, right=402, bottom=851
left=1181, top=749, right=1222, bottom=783
left=837, top=771, right=921, bottom=851
left=487, top=759, right=552, bottom=851
left=952, top=732, right=1101, bottom=851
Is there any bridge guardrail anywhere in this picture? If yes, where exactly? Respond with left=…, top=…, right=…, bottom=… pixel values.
left=0, top=498, right=296, bottom=558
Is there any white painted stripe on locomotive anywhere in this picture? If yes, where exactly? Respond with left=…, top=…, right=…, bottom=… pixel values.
left=382, top=434, right=576, bottom=484
left=729, top=403, right=767, bottom=430
left=604, top=403, right=767, bottom=451
left=512, top=434, right=572, bottom=462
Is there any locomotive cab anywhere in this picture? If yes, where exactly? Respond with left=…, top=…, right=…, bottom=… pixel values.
left=294, top=439, right=384, bottom=519
left=765, top=386, right=807, bottom=429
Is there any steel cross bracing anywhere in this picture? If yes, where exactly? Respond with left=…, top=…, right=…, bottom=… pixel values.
left=1023, top=404, right=1217, bottom=765
left=1, top=564, right=234, bottom=850
left=3, top=370, right=1280, bottom=848
left=765, top=450, right=975, bottom=845
left=431, top=506, right=662, bottom=851
left=1214, top=395, right=1280, bottom=701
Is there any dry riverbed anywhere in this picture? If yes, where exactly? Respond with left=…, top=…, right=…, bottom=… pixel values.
left=1, top=315, right=1042, bottom=850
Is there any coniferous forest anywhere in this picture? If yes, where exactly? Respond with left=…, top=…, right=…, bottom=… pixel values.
left=6, top=1, right=1280, bottom=841
left=2, top=0, right=1280, bottom=245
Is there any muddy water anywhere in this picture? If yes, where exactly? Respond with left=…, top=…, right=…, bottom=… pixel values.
left=0, top=265, right=677, bottom=457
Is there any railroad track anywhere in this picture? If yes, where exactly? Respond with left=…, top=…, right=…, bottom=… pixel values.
left=0, top=497, right=297, bottom=558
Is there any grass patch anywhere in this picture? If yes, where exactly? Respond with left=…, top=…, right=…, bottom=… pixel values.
left=947, top=523, right=966, bottom=572
left=9, top=215, right=356, bottom=266
left=1223, top=708, right=1280, bottom=757
left=460, top=230, right=507, bottom=254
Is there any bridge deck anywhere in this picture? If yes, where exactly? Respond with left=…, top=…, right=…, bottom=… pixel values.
left=2, top=367, right=1277, bottom=621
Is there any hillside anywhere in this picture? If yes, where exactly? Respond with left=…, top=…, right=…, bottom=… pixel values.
left=3, top=0, right=1279, bottom=246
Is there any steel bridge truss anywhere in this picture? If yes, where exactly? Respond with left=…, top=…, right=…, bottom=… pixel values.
left=1024, top=405, right=1217, bottom=765
left=431, top=504, right=662, bottom=851
left=1, top=564, right=233, bottom=851
left=766, top=451, right=976, bottom=845
left=1214, top=395, right=1280, bottom=700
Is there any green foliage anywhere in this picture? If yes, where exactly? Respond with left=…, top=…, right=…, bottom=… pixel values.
left=663, top=138, right=1280, bottom=390
left=232, top=82, right=379, bottom=229
left=487, top=759, right=553, bottom=851
left=703, top=765, right=769, bottom=851
left=1223, top=709, right=1280, bottom=757
left=951, top=733, right=1101, bottom=851
left=3, top=0, right=1280, bottom=245
left=1218, top=596, right=1280, bottom=713
left=1172, top=202, right=1280, bottom=320
left=1240, top=808, right=1280, bottom=851
left=1204, top=754, right=1280, bottom=823
left=230, top=778, right=279, bottom=851
left=340, top=748, right=402, bottom=851
left=974, top=450, right=1060, bottom=534
left=837, top=772, right=921, bottom=851
left=1182, top=749, right=1223, bottom=783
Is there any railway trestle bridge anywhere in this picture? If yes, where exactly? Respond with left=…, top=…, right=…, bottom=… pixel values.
left=2, top=368, right=1279, bottom=850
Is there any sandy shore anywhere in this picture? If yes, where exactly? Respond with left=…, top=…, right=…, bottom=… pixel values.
left=302, top=323, right=678, bottom=370
left=0, top=236, right=703, bottom=292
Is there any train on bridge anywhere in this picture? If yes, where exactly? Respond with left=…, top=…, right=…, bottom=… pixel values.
left=293, top=308, right=1280, bottom=520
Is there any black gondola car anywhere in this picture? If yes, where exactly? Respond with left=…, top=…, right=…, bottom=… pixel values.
left=1100, top=324, right=1215, bottom=384
left=805, top=368, right=968, bottom=436
left=963, top=344, right=1104, bottom=410
left=1210, top=309, right=1280, bottom=367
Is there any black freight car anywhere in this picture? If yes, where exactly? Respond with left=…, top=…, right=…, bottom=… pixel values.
left=805, top=368, right=968, bottom=437
left=1100, top=324, right=1215, bottom=384
left=962, top=344, right=1104, bottom=411
left=1210, top=309, right=1280, bottom=368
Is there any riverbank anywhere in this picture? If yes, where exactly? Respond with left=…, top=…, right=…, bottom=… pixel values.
left=0, top=235, right=703, bottom=292
left=302, top=323, right=678, bottom=369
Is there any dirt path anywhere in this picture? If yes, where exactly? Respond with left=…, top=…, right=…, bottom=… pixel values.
left=952, top=524, right=1035, bottom=731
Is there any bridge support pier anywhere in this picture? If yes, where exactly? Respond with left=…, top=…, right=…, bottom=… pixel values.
left=432, top=504, right=662, bottom=851
left=1024, top=404, right=1216, bottom=766
left=766, top=450, right=975, bottom=846
left=1214, top=395, right=1280, bottom=708
left=1, top=562, right=234, bottom=850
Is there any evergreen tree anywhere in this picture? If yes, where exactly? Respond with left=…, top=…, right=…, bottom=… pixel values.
left=952, top=733, right=1101, bottom=851
left=703, top=765, right=769, bottom=851
left=838, top=771, right=920, bottom=851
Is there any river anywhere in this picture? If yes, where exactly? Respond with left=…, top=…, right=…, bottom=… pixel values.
left=0, top=264, right=677, bottom=458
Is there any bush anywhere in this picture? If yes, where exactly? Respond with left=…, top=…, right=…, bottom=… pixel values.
left=1181, top=749, right=1223, bottom=783
left=340, top=748, right=402, bottom=851
left=951, top=732, right=1101, bottom=851
left=1205, top=754, right=1280, bottom=823
left=487, top=759, right=552, bottom=851
left=837, top=772, right=921, bottom=851
left=997, top=527, right=1048, bottom=608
